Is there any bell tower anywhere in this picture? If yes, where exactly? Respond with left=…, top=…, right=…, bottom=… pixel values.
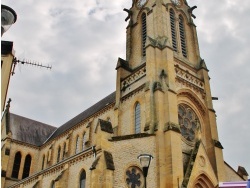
left=116, top=0, right=226, bottom=187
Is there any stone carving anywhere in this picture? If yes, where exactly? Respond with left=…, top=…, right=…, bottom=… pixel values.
left=148, top=36, right=168, bottom=50
left=178, top=92, right=206, bottom=116
left=121, top=66, right=146, bottom=91
left=175, top=66, right=204, bottom=91
left=164, top=122, right=180, bottom=133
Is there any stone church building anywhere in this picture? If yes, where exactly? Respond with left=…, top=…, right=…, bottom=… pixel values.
left=1, top=0, right=248, bottom=187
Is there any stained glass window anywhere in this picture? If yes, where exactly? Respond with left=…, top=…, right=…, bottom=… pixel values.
left=178, top=104, right=199, bottom=142
left=80, top=170, right=86, bottom=188
left=135, top=103, right=141, bottom=134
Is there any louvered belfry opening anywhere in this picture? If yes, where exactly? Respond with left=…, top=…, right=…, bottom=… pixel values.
left=179, top=15, right=187, bottom=57
left=170, top=9, right=177, bottom=52
left=141, top=12, right=147, bottom=57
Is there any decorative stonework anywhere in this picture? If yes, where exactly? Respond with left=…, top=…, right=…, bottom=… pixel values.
left=164, top=122, right=180, bottom=133
left=178, top=92, right=206, bottom=116
left=198, top=156, right=206, bottom=167
left=147, top=36, right=168, bottom=50
left=125, top=166, right=144, bottom=188
left=121, top=66, right=146, bottom=92
left=178, top=104, right=200, bottom=142
left=121, top=84, right=145, bottom=103
left=175, top=66, right=204, bottom=92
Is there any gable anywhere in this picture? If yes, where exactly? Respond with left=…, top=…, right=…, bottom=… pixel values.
left=185, top=142, right=218, bottom=187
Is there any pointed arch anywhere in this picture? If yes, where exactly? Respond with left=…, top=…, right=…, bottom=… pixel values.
left=177, top=90, right=206, bottom=117
left=141, top=12, right=147, bottom=57
left=169, top=8, right=177, bottom=52
left=179, top=15, right=187, bottom=57
left=79, top=169, right=86, bottom=188
left=11, top=151, right=22, bottom=179
left=22, top=154, right=32, bottom=179
left=135, top=102, right=141, bottom=134
left=193, top=174, right=215, bottom=188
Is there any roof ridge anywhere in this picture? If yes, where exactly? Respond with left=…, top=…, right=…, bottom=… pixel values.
left=45, top=91, right=116, bottom=142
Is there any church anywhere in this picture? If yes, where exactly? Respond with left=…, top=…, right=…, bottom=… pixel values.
left=1, top=0, right=249, bottom=187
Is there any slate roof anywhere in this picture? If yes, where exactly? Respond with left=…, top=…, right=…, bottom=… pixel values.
left=9, top=113, right=56, bottom=146
left=47, top=91, right=116, bottom=142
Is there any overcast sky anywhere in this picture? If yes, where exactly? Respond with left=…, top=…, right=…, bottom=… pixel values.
left=2, top=0, right=250, bottom=175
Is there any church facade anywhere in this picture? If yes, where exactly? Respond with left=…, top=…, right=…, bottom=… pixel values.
left=1, top=0, right=248, bottom=188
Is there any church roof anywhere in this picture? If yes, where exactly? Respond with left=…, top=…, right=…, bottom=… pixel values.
left=9, top=113, right=56, bottom=146
left=46, top=91, right=116, bottom=142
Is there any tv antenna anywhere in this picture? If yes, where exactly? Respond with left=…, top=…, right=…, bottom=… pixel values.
left=11, top=57, right=52, bottom=75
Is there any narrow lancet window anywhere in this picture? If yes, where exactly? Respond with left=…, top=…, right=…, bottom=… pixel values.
left=22, top=154, right=32, bottom=179
left=170, top=9, right=177, bottom=52
left=57, top=146, right=61, bottom=163
left=62, top=143, right=66, bottom=160
left=42, top=155, right=45, bottom=170
left=141, top=13, right=147, bottom=57
left=135, top=103, right=141, bottom=134
left=11, top=152, right=22, bottom=179
left=82, top=133, right=86, bottom=151
left=179, top=15, right=187, bottom=57
left=76, top=136, right=79, bottom=154
left=80, top=170, right=86, bottom=188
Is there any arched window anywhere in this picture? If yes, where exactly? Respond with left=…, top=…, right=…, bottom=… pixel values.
left=135, top=103, right=141, bottom=134
left=178, top=104, right=200, bottom=142
left=11, top=152, right=22, bottom=178
left=179, top=15, right=187, bottom=57
left=80, top=170, right=86, bottom=188
left=82, top=133, right=86, bottom=151
left=75, top=136, right=79, bottom=154
left=141, top=12, right=147, bottom=57
left=62, top=143, right=66, bottom=160
left=42, top=155, right=45, bottom=170
left=22, top=154, right=32, bottom=179
left=170, top=9, right=177, bottom=52
left=57, top=146, right=61, bottom=163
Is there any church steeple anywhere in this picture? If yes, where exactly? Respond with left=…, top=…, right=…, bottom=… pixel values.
left=124, top=0, right=201, bottom=69
left=115, top=0, right=226, bottom=186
